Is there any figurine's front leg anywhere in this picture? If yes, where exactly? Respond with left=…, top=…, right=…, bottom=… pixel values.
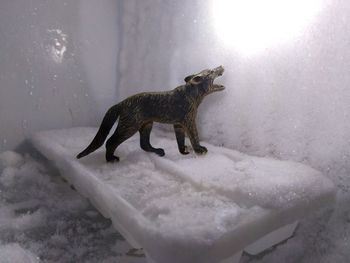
left=183, top=119, right=207, bottom=155
left=174, top=124, right=189, bottom=155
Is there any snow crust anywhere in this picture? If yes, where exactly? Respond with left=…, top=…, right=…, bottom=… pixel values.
left=31, top=127, right=335, bottom=263
left=0, top=243, right=39, bottom=263
left=0, top=150, right=145, bottom=262
left=0, top=151, right=24, bottom=170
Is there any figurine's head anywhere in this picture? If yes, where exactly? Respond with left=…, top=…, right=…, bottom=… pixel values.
left=184, top=66, right=225, bottom=95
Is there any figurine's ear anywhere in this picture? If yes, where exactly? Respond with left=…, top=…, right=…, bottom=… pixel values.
left=184, top=75, right=194, bottom=83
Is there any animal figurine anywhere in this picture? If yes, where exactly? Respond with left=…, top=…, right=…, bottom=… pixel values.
left=77, top=66, right=225, bottom=162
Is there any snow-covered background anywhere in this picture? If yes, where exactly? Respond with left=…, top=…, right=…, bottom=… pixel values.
left=0, top=0, right=119, bottom=153
left=1, top=0, right=350, bottom=262
left=117, top=0, right=350, bottom=190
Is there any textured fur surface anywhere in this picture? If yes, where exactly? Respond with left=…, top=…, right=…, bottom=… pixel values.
left=77, top=66, right=225, bottom=162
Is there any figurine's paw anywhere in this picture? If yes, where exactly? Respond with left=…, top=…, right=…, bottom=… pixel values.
left=195, top=146, right=208, bottom=155
left=179, top=146, right=190, bottom=155
left=106, top=155, right=120, bottom=163
left=155, top=148, right=165, bottom=157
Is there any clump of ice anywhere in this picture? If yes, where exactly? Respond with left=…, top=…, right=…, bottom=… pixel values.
left=0, top=243, right=39, bottom=263
left=0, top=151, right=24, bottom=170
left=0, top=150, right=146, bottom=262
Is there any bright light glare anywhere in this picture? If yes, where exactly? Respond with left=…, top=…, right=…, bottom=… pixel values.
left=212, top=0, right=324, bottom=55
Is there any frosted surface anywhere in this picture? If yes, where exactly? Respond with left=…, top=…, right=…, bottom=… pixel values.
left=0, top=243, right=39, bottom=263
left=0, top=150, right=141, bottom=262
left=0, top=0, right=119, bottom=152
left=117, top=0, right=350, bottom=193
left=31, top=128, right=335, bottom=263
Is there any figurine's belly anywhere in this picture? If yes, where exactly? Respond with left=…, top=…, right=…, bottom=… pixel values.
left=150, top=115, right=183, bottom=125
left=143, top=106, right=189, bottom=124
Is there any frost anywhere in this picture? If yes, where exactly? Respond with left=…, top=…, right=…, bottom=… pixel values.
left=0, top=151, right=24, bottom=169
left=47, top=29, right=68, bottom=64
left=0, top=243, right=39, bottom=263
left=0, top=150, right=146, bottom=262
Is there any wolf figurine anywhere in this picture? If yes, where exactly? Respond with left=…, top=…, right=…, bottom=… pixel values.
left=77, top=66, right=225, bottom=162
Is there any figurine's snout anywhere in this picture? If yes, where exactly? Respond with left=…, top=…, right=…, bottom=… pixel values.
left=214, top=65, right=224, bottom=76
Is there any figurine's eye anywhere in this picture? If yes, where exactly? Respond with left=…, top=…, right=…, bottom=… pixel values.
left=192, top=76, right=203, bottom=84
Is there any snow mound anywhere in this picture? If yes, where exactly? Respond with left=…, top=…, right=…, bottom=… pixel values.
left=31, top=127, right=336, bottom=263
left=0, top=151, right=24, bottom=170
left=0, top=243, right=39, bottom=263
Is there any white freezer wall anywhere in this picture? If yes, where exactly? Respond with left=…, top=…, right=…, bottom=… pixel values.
left=117, top=0, right=350, bottom=186
left=0, top=0, right=119, bottom=152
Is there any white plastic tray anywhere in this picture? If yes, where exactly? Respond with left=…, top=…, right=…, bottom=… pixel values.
left=31, top=128, right=335, bottom=263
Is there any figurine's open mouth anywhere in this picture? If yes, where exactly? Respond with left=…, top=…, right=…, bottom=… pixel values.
left=211, top=65, right=225, bottom=92
left=212, top=83, right=225, bottom=92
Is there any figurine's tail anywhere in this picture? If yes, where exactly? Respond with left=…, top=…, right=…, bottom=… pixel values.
left=76, top=104, right=121, bottom=159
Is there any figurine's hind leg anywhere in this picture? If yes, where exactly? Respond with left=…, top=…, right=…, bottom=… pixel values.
left=105, top=120, right=139, bottom=162
left=174, top=124, right=189, bottom=155
left=139, top=122, right=165, bottom=156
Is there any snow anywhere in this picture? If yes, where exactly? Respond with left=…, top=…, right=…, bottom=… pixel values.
left=0, top=243, right=39, bottom=263
left=28, top=127, right=335, bottom=263
left=0, top=152, right=24, bottom=170
left=0, top=151, right=146, bottom=263
left=0, top=0, right=349, bottom=262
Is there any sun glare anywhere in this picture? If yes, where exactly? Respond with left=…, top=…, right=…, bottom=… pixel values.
left=212, top=0, right=325, bottom=56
